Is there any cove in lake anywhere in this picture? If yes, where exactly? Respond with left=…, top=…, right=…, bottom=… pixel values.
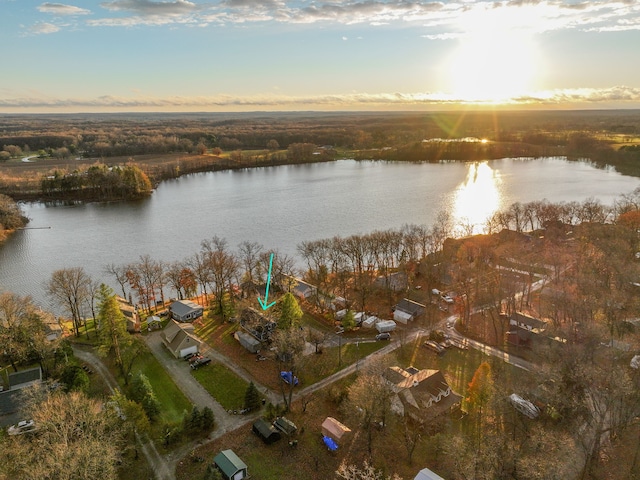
left=1, top=157, right=638, bottom=310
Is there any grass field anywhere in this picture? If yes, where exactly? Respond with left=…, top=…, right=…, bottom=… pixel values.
left=191, top=362, right=250, bottom=411
left=127, top=352, right=192, bottom=424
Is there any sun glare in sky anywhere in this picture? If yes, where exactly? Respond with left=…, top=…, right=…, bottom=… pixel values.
left=454, top=162, right=501, bottom=234
left=446, top=7, right=541, bottom=103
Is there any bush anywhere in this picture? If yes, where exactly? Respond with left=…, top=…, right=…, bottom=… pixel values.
left=59, top=365, right=89, bottom=393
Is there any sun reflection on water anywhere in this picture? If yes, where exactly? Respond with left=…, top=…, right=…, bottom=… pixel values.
left=453, top=162, right=501, bottom=235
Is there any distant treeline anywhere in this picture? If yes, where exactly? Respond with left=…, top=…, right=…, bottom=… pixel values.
left=2, top=110, right=639, bottom=161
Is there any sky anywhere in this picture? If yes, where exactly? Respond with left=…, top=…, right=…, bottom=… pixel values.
left=0, top=0, right=639, bottom=112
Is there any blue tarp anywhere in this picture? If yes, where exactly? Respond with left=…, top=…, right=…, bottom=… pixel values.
left=280, top=371, right=299, bottom=386
left=323, top=435, right=338, bottom=451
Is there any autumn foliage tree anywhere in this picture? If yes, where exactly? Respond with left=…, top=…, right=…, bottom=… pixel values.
left=0, top=389, right=123, bottom=480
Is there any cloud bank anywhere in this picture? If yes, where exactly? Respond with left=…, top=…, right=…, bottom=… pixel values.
left=2, top=86, right=639, bottom=110
left=27, top=0, right=640, bottom=32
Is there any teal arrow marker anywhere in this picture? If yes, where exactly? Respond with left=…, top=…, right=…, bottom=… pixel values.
left=258, top=253, right=277, bottom=310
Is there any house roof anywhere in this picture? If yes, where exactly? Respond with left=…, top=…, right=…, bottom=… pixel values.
left=321, top=417, right=351, bottom=441
left=274, top=416, right=297, bottom=435
left=116, top=296, right=137, bottom=318
left=170, top=300, right=202, bottom=317
left=162, top=319, right=194, bottom=343
left=214, top=450, right=247, bottom=477
left=0, top=389, right=23, bottom=417
left=395, top=298, right=426, bottom=316
left=414, top=467, right=445, bottom=480
left=386, top=366, right=461, bottom=418
left=166, top=329, right=201, bottom=355
left=9, top=367, right=42, bottom=389
left=512, top=312, right=546, bottom=330
left=252, top=418, right=281, bottom=442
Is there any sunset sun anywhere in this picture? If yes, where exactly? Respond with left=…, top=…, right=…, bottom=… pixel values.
left=446, top=9, right=541, bottom=103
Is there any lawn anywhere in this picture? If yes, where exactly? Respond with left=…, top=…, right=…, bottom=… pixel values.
left=300, top=340, right=385, bottom=385
left=191, top=362, right=250, bottom=411
left=128, top=352, right=192, bottom=424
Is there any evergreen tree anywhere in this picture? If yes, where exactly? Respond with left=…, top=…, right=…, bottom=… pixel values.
left=342, top=309, right=356, bottom=331
left=244, top=381, right=262, bottom=412
left=130, top=373, right=161, bottom=421
left=278, top=292, right=303, bottom=329
left=96, top=284, right=130, bottom=375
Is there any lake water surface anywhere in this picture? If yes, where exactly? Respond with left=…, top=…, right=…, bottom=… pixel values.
left=1, top=158, right=638, bottom=310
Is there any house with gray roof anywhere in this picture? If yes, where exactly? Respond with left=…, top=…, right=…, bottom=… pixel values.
left=394, top=298, right=426, bottom=322
left=169, top=300, right=203, bottom=323
left=9, top=367, right=42, bottom=390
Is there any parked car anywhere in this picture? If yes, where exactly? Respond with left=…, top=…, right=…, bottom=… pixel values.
left=375, top=332, right=391, bottom=341
left=280, top=371, right=299, bottom=386
left=335, top=326, right=344, bottom=334
left=190, top=357, right=211, bottom=369
left=184, top=352, right=199, bottom=361
left=431, top=288, right=441, bottom=296
left=424, top=340, right=445, bottom=353
left=188, top=354, right=204, bottom=364
left=440, top=294, right=454, bottom=304
left=8, top=419, right=36, bottom=435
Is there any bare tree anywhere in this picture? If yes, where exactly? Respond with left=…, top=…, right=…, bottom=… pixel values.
left=47, top=267, right=91, bottom=337
left=238, top=240, right=263, bottom=283
left=104, top=262, right=129, bottom=298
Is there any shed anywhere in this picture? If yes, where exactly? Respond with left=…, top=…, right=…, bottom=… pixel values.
left=146, top=315, right=162, bottom=329
left=321, top=416, right=351, bottom=443
left=273, top=416, right=297, bottom=436
left=414, top=467, right=445, bottom=480
left=361, top=316, right=378, bottom=329
left=213, top=449, right=248, bottom=480
left=394, top=309, right=413, bottom=324
left=335, top=309, right=347, bottom=321
left=376, top=320, right=397, bottom=333
left=235, top=330, right=261, bottom=354
left=252, top=418, right=281, bottom=444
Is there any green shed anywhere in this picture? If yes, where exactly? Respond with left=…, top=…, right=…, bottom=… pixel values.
left=213, top=449, right=248, bottom=480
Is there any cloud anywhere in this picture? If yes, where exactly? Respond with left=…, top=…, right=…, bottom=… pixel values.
left=28, top=22, right=61, bottom=34
left=99, top=0, right=199, bottom=15
left=38, top=3, right=91, bottom=15
left=69, top=0, right=635, bottom=35
left=2, top=86, right=640, bottom=110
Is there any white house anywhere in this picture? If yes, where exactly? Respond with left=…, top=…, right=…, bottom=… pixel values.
left=161, top=320, right=202, bottom=358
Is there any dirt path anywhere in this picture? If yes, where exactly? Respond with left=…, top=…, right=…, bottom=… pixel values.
left=73, top=346, right=174, bottom=480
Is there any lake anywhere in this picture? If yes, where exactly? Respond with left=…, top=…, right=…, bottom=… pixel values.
left=1, top=157, right=638, bottom=310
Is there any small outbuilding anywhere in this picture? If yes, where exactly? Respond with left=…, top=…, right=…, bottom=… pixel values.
left=235, top=330, right=261, bottom=353
left=321, top=416, right=351, bottom=443
left=252, top=418, right=281, bottom=444
left=213, top=449, right=248, bottom=480
left=414, top=467, right=445, bottom=480
left=273, top=416, right=297, bottom=436
left=376, top=320, right=397, bottom=333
